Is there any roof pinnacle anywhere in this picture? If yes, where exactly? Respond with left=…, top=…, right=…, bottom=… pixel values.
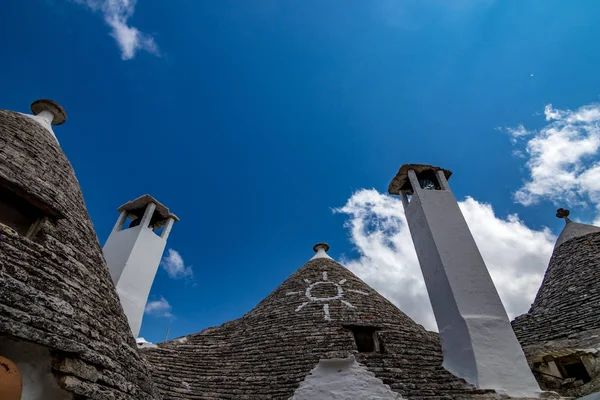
left=311, top=242, right=332, bottom=260
left=30, top=99, right=67, bottom=125
left=556, top=208, right=571, bottom=224
left=553, top=208, right=600, bottom=249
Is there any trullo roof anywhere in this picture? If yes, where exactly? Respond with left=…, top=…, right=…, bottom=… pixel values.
left=513, top=217, right=600, bottom=350
left=0, top=107, right=159, bottom=399
left=143, top=247, right=499, bottom=399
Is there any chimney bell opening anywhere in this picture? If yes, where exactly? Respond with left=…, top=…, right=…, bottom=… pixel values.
left=30, top=99, right=67, bottom=126
left=388, top=164, right=452, bottom=195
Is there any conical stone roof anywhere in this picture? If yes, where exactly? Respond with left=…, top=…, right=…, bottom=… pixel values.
left=0, top=107, right=159, bottom=399
left=554, top=220, right=600, bottom=250
left=512, top=218, right=600, bottom=349
left=143, top=248, right=499, bottom=399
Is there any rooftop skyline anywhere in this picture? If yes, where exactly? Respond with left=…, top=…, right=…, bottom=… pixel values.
left=2, top=0, right=600, bottom=343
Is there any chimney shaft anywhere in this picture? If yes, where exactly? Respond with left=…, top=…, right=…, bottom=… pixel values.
left=388, top=164, right=540, bottom=397
left=102, top=195, right=178, bottom=338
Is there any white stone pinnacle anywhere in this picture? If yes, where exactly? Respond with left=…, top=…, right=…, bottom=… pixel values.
left=311, top=243, right=333, bottom=260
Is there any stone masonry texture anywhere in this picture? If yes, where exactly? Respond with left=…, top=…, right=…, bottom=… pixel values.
left=143, top=257, right=505, bottom=400
left=512, top=231, right=600, bottom=396
left=0, top=109, right=160, bottom=399
left=512, top=231, right=600, bottom=347
left=0, top=105, right=551, bottom=400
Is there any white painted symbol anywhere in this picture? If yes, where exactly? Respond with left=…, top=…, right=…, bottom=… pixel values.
left=286, top=271, right=369, bottom=321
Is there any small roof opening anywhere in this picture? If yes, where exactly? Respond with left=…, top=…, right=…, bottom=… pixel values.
left=344, top=325, right=384, bottom=354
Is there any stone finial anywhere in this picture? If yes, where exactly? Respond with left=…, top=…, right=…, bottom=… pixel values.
left=30, top=99, right=67, bottom=126
left=311, top=242, right=332, bottom=260
left=313, top=242, right=330, bottom=253
left=556, top=208, right=571, bottom=223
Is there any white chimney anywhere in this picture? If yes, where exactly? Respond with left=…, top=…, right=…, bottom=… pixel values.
left=388, top=164, right=540, bottom=397
left=102, top=194, right=178, bottom=338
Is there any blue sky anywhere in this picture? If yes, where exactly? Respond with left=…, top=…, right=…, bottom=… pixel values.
left=2, top=0, right=600, bottom=342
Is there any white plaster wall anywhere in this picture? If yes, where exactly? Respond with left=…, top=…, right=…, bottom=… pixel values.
left=103, top=225, right=142, bottom=283
left=290, top=355, right=402, bottom=400
left=0, top=337, right=72, bottom=400
left=408, top=191, right=508, bottom=317
left=578, top=392, right=600, bottom=400
left=103, top=225, right=167, bottom=337
left=405, top=188, right=540, bottom=396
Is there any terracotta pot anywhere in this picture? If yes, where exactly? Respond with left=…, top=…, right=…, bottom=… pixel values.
left=0, top=355, right=22, bottom=400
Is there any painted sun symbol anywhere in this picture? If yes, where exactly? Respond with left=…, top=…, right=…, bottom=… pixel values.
left=286, top=271, right=369, bottom=321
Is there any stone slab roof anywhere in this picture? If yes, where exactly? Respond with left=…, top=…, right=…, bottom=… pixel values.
left=0, top=109, right=160, bottom=399
left=512, top=231, right=600, bottom=348
left=554, top=220, right=600, bottom=250
left=143, top=256, right=502, bottom=399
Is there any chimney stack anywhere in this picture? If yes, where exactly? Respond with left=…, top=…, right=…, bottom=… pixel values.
left=102, top=194, right=178, bottom=338
left=388, top=164, right=540, bottom=397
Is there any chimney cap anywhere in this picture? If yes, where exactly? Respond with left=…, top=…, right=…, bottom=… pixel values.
left=313, top=242, right=330, bottom=253
left=118, top=194, right=179, bottom=222
left=388, top=164, right=452, bottom=195
left=30, top=99, right=67, bottom=125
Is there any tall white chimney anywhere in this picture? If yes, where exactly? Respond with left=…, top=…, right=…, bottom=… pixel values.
left=102, top=194, right=178, bottom=338
left=388, top=164, right=540, bottom=397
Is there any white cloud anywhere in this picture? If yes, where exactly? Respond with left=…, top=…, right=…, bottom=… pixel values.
left=161, top=249, right=194, bottom=279
left=136, top=337, right=157, bottom=348
left=507, top=103, right=600, bottom=218
left=506, top=124, right=529, bottom=144
left=75, top=0, right=159, bottom=59
left=334, top=189, right=555, bottom=331
left=144, top=296, right=173, bottom=318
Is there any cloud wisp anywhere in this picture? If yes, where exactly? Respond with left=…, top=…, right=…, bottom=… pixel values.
left=144, top=296, right=173, bottom=318
left=161, top=249, right=194, bottom=280
left=506, top=103, right=600, bottom=222
left=75, top=0, right=159, bottom=60
left=334, top=189, right=555, bottom=331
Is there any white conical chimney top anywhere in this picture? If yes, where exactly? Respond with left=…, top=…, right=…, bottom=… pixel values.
left=311, top=242, right=332, bottom=260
